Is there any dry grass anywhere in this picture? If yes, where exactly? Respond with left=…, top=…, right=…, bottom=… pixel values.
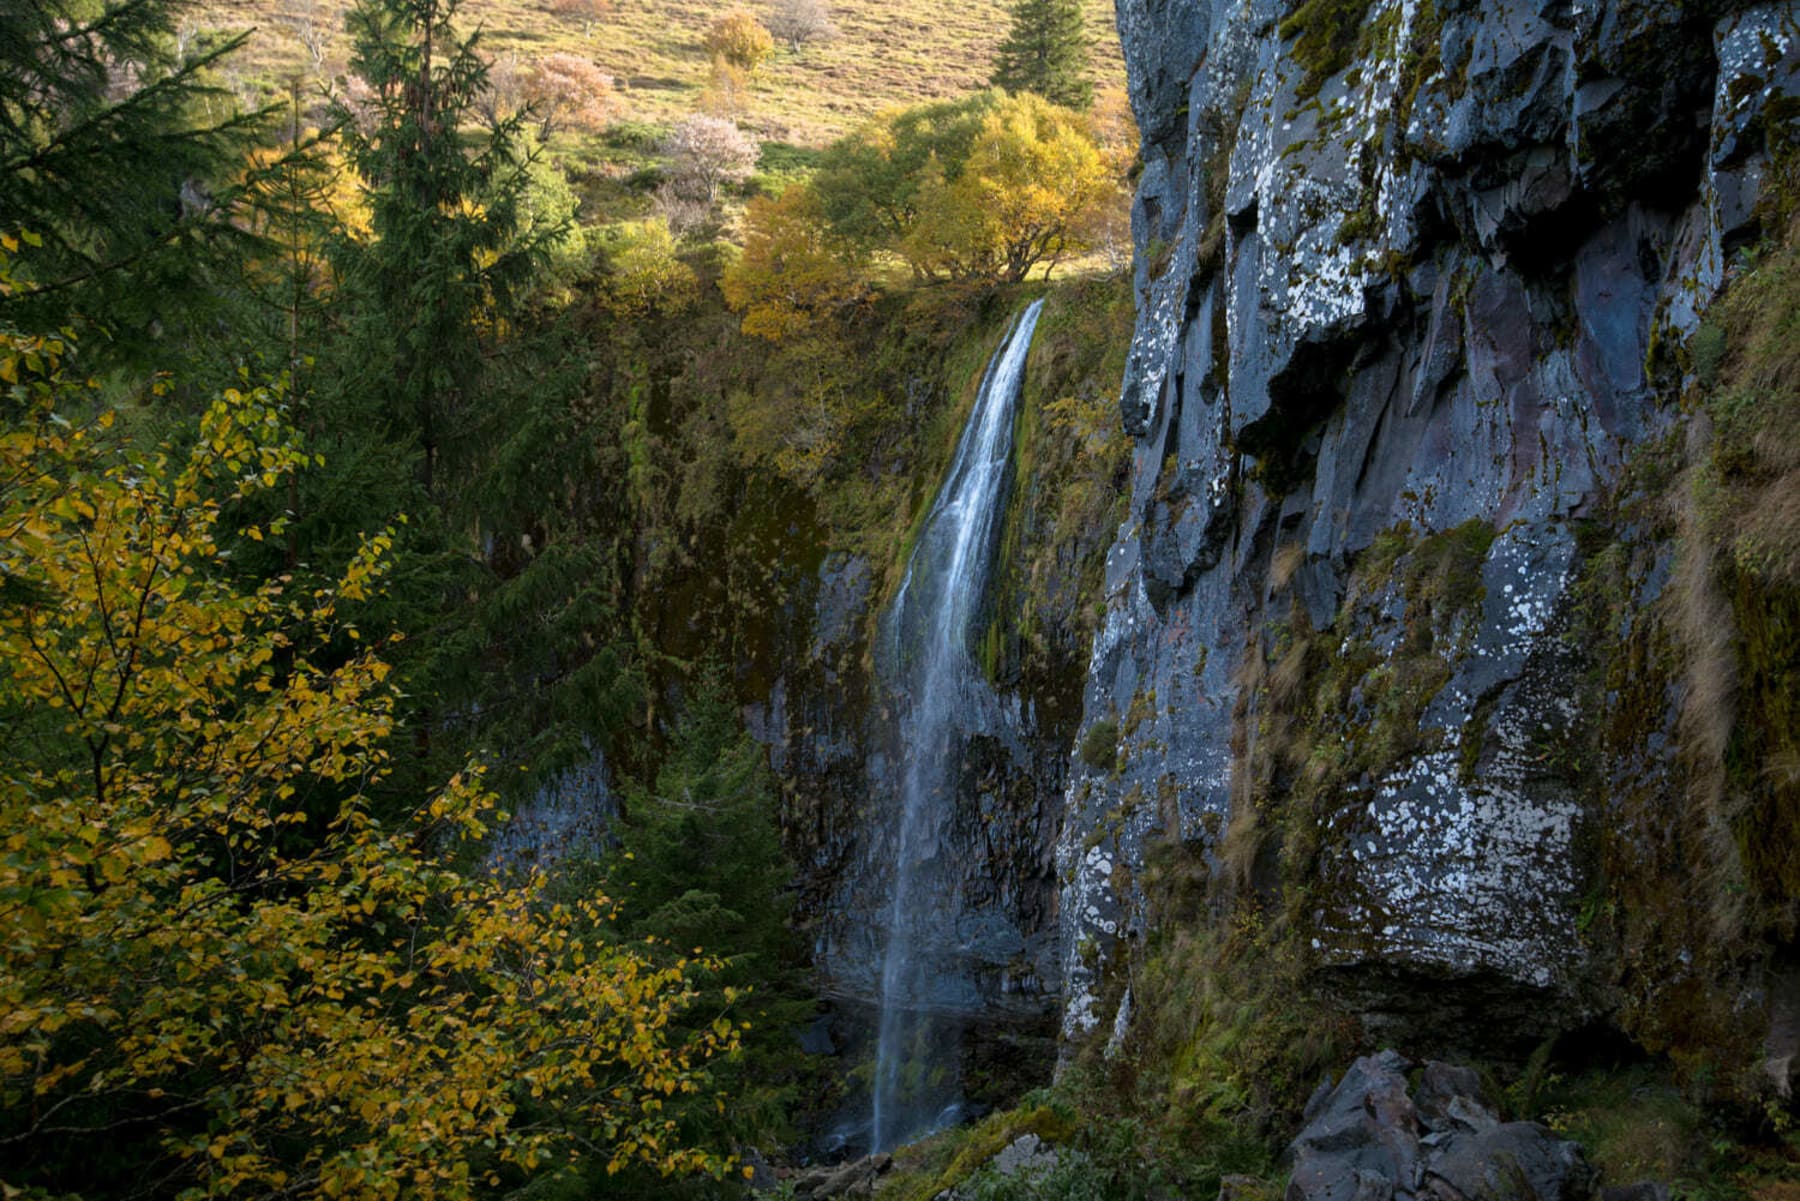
left=1217, top=797, right=1261, bottom=895
left=1267, top=542, right=1305, bottom=596
left=1668, top=494, right=1746, bottom=942
left=196, top=0, right=1126, bottom=147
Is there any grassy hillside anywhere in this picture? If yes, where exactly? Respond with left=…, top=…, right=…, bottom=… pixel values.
left=199, top=0, right=1128, bottom=147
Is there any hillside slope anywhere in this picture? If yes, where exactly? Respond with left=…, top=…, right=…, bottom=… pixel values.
left=195, top=0, right=1127, bottom=146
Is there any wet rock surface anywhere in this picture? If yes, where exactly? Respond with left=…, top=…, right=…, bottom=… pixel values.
left=1059, top=0, right=1800, bottom=1049
left=1287, top=1051, right=1596, bottom=1201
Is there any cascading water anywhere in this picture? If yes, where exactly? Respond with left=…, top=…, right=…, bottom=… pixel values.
left=870, top=299, right=1045, bottom=1153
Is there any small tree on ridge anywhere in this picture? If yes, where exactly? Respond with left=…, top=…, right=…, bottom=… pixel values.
left=992, top=0, right=1094, bottom=111
left=767, top=0, right=837, bottom=52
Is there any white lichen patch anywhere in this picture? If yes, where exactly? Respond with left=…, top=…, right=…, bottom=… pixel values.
left=1320, top=748, right=1583, bottom=988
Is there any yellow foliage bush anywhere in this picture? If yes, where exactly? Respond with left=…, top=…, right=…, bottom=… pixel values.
left=905, top=92, right=1114, bottom=282
left=0, top=252, right=733, bottom=1199
left=721, top=187, right=867, bottom=340
left=703, top=10, right=775, bottom=73
left=595, top=217, right=699, bottom=318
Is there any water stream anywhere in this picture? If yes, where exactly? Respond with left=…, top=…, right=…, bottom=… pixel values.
left=870, top=299, right=1045, bottom=1153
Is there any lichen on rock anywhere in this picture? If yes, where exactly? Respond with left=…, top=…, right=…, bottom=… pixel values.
left=1061, top=0, right=1800, bottom=1075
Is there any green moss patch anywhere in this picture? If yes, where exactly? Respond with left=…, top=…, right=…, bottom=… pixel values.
left=1279, top=0, right=1378, bottom=101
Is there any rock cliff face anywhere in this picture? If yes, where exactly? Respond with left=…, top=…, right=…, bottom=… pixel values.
left=1059, top=0, right=1800, bottom=1051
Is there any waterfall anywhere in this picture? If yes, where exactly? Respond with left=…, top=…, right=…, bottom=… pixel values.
left=870, top=299, right=1045, bottom=1153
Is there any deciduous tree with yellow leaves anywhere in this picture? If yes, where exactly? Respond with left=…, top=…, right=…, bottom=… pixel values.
left=0, top=242, right=736, bottom=1201
left=906, top=92, right=1113, bottom=283
left=804, top=91, right=1114, bottom=286
left=721, top=187, right=868, bottom=340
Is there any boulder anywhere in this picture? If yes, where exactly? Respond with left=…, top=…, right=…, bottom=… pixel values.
left=791, top=1153, right=891, bottom=1199
left=1286, top=1054, right=1595, bottom=1201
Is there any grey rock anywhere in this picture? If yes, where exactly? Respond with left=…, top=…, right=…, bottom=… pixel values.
left=1415, top=1062, right=1496, bottom=1132
left=1286, top=1054, right=1594, bottom=1201
left=484, top=751, right=615, bottom=876
left=792, top=1153, right=890, bottom=1199
left=1423, top=1122, right=1596, bottom=1201
left=991, top=1133, right=1060, bottom=1179
left=1058, top=0, right=1800, bottom=1054
left=1286, top=1052, right=1423, bottom=1201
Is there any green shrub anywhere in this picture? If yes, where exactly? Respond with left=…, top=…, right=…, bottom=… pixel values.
left=1080, top=718, right=1120, bottom=770
left=1690, top=321, right=1728, bottom=388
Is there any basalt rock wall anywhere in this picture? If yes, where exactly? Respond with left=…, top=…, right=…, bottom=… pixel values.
left=1060, top=0, right=1800, bottom=1058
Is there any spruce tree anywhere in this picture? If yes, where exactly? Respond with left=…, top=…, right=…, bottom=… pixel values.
left=304, top=0, right=632, bottom=814
left=596, top=682, right=818, bottom=1163
left=336, top=0, right=550, bottom=495
left=0, top=0, right=269, bottom=366
left=991, top=0, right=1094, bottom=111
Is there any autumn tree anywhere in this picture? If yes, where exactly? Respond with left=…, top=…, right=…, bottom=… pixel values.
left=663, top=114, right=760, bottom=205
left=594, top=218, right=700, bottom=319
left=767, top=0, right=837, bottom=52
left=992, top=0, right=1094, bottom=110
left=525, top=52, right=616, bottom=136
left=0, top=297, right=734, bottom=1200
left=810, top=91, right=1109, bottom=283
left=721, top=186, right=866, bottom=340
left=478, top=50, right=527, bottom=125
left=704, top=9, right=776, bottom=74
left=282, top=0, right=334, bottom=75
left=907, top=92, right=1111, bottom=281
left=700, top=57, right=751, bottom=117
left=810, top=91, right=1000, bottom=261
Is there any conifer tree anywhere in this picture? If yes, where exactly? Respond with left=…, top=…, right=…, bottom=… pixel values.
left=597, top=682, right=819, bottom=1156
left=0, top=0, right=269, bottom=365
left=335, top=0, right=556, bottom=494
left=306, top=0, right=629, bottom=815
left=991, top=0, right=1094, bottom=111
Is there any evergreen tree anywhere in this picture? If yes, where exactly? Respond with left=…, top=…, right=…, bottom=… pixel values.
left=295, top=0, right=636, bottom=813
left=0, top=0, right=270, bottom=367
left=335, top=0, right=555, bottom=494
left=991, top=0, right=1094, bottom=111
left=586, top=682, right=819, bottom=1176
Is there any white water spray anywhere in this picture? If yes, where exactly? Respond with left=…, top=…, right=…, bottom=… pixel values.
left=870, top=300, right=1045, bottom=1153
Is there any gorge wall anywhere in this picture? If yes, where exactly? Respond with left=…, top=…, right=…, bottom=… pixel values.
left=1058, top=0, right=1800, bottom=1072
left=764, top=0, right=1800, bottom=1112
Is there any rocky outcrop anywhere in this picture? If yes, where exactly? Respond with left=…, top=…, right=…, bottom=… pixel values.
left=1287, top=1052, right=1596, bottom=1201
left=788, top=1152, right=892, bottom=1199
left=931, top=1134, right=1063, bottom=1201
left=1061, top=0, right=1800, bottom=1052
